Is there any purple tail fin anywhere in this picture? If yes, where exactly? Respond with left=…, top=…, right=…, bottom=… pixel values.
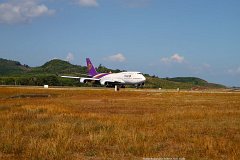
left=86, top=58, right=98, bottom=76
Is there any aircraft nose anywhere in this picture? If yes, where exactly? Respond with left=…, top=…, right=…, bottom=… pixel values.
left=142, top=75, right=146, bottom=81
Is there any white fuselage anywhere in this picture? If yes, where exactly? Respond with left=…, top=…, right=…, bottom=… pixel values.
left=99, top=72, right=146, bottom=86
left=61, top=58, right=146, bottom=88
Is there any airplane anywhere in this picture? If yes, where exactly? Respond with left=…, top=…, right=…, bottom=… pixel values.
left=61, top=58, right=146, bottom=88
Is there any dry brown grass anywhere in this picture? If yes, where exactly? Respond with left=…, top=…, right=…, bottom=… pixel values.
left=0, top=87, right=239, bottom=160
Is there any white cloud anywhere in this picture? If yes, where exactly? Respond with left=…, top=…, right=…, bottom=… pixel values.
left=76, top=0, right=99, bottom=7
left=66, top=52, right=74, bottom=62
left=227, top=67, right=240, bottom=75
left=161, top=53, right=185, bottom=64
left=104, top=53, right=126, bottom=62
left=0, top=0, right=55, bottom=24
left=171, top=54, right=184, bottom=63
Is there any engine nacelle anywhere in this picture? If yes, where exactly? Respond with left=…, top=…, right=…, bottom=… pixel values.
left=80, top=78, right=87, bottom=83
left=100, top=80, right=107, bottom=85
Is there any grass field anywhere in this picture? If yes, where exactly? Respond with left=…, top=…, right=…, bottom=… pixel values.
left=0, top=87, right=239, bottom=160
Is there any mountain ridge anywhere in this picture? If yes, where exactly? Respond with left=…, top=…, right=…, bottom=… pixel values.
left=0, top=58, right=225, bottom=89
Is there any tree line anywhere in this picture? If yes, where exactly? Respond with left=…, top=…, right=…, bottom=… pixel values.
left=0, top=75, right=88, bottom=87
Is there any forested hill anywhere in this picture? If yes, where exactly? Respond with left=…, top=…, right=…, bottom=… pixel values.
left=0, top=58, right=31, bottom=75
left=0, top=58, right=225, bottom=89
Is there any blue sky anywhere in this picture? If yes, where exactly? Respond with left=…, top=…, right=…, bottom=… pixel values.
left=0, top=0, right=240, bottom=86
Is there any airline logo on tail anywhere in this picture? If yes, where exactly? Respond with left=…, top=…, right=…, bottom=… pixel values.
left=87, top=63, right=92, bottom=71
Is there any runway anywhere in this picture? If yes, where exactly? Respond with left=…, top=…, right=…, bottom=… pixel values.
left=1, top=85, right=239, bottom=94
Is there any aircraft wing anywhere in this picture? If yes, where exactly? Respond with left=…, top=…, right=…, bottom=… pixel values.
left=61, top=76, right=81, bottom=79
left=61, top=76, right=125, bottom=85
left=61, top=76, right=100, bottom=83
